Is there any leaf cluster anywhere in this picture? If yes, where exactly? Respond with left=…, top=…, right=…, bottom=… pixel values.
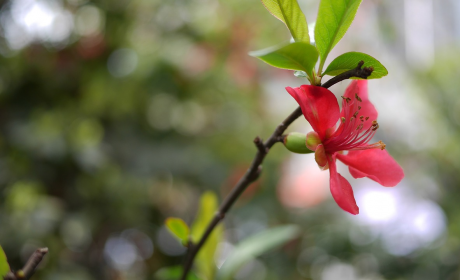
left=252, top=0, right=388, bottom=84
left=161, top=193, right=300, bottom=280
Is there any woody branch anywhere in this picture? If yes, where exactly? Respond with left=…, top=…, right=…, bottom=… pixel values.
left=3, top=248, right=48, bottom=280
left=180, top=61, right=373, bottom=280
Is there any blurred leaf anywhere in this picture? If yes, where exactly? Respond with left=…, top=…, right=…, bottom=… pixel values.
left=217, top=225, right=301, bottom=280
left=261, top=0, right=310, bottom=43
left=191, top=191, right=223, bottom=280
left=322, top=52, right=388, bottom=79
left=0, top=246, right=10, bottom=277
left=165, top=218, right=190, bottom=245
left=250, top=42, right=318, bottom=80
left=6, top=181, right=43, bottom=212
left=155, top=266, right=201, bottom=280
left=315, top=0, right=362, bottom=68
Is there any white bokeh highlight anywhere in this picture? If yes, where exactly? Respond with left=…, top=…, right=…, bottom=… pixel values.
left=1, top=0, right=74, bottom=49
left=352, top=181, right=446, bottom=256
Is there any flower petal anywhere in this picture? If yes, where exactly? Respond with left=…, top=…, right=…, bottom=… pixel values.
left=315, top=144, right=328, bottom=168
left=336, top=149, right=404, bottom=187
left=343, top=80, right=378, bottom=131
left=328, top=155, right=359, bottom=215
left=286, top=85, right=340, bottom=140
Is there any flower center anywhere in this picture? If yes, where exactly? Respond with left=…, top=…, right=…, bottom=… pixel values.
left=322, top=93, right=385, bottom=153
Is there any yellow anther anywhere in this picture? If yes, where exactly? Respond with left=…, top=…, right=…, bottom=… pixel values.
left=371, top=120, right=379, bottom=131
left=355, top=93, right=362, bottom=102
left=341, top=96, right=352, bottom=103
left=341, top=117, right=346, bottom=123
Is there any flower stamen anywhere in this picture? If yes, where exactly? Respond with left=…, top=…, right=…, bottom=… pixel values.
left=342, top=96, right=351, bottom=103
left=371, top=120, right=379, bottom=131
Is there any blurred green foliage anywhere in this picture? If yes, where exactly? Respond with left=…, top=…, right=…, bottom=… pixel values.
left=0, top=246, right=10, bottom=277
left=0, top=0, right=288, bottom=278
left=0, top=0, right=459, bottom=280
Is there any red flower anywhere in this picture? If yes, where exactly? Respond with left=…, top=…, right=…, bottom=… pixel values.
left=286, top=80, right=404, bottom=215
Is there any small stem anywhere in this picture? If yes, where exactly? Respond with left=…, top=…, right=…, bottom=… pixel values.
left=179, top=62, right=373, bottom=280
left=317, top=59, right=325, bottom=79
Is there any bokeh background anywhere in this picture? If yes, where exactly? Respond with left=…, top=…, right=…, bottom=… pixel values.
left=0, top=0, right=459, bottom=279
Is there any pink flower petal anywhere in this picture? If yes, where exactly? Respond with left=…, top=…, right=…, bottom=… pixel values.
left=328, top=155, right=359, bottom=215
left=342, top=80, right=378, bottom=131
left=286, top=85, right=340, bottom=140
left=315, top=144, right=328, bottom=168
left=336, top=149, right=404, bottom=187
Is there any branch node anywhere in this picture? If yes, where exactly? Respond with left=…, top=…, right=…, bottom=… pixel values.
left=186, top=238, right=195, bottom=249
left=253, top=136, right=267, bottom=154
left=15, top=270, right=25, bottom=279
left=217, top=211, right=225, bottom=219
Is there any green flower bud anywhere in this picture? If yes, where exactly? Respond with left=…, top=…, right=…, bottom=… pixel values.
left=283, top=132, right=314, bottom=154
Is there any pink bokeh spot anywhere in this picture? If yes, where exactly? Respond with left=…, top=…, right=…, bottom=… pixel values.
left=278, top=158, right=329, bottom=209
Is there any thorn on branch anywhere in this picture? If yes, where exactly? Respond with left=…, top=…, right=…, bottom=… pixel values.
left=253, top=136, right=268, bottom=154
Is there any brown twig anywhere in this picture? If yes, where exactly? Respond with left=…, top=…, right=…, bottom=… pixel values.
left=4, top=248, right=48, bottom=280
left=321, top=60, right=374, bottom=89
left=180, top=61, right=373, bottom=280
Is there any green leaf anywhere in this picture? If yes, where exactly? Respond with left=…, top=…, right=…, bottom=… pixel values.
left=0, top=246, right=10, bottom=277
left=155, top=266, right=201, bottom=280
left=322, top=52, right=388, bottom=79
left=261, top=0, right=310, bottom=43
left=315, top=0, right=363, bottom=70
left=250, top=42, right=318, bottom=80
left=191, top=191, right=223, bottom=280
left=217, top=225, right=301, bottom=280
left=165, top=218, right=190, bottom=245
